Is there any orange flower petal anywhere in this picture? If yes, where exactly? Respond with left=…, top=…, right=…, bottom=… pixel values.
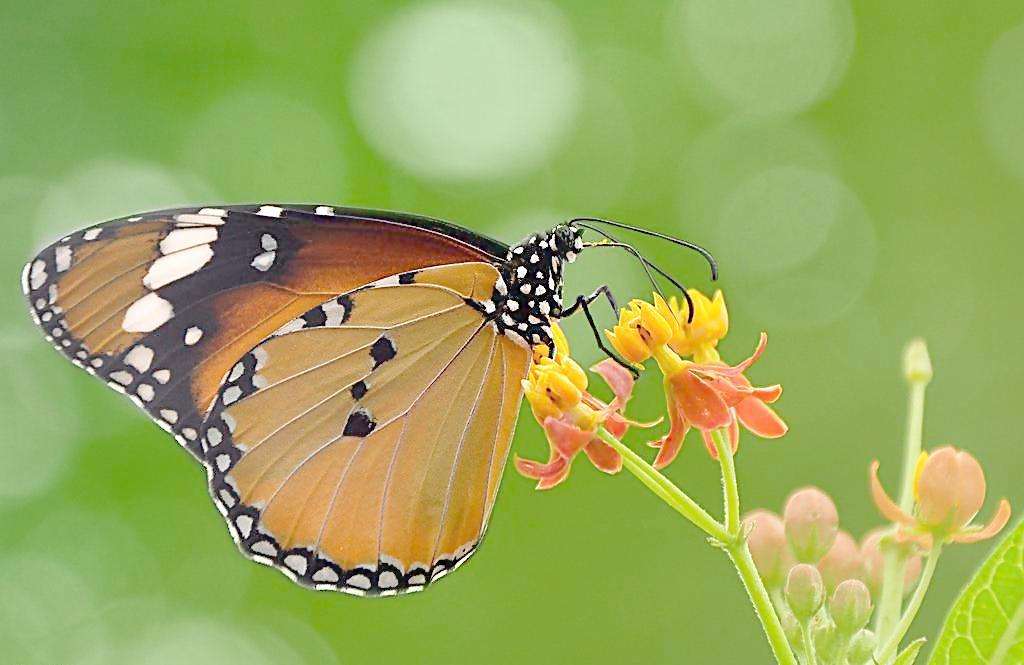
left=584, top=439, right=622, bottom=474
left=735, top=397, right=787, bottom=439
left=671, top=369, right=733, bottom=431
left=591, top=358, right=634, bottom=407
left=543, top=416, right=594, bottom=459
left=652, top=392, right=690, bottom=469
left=869, top=461, right=915, bottom=526
left=951, top=499, right=1012, bottom=544
left=514, top=453, right=568, bottom=482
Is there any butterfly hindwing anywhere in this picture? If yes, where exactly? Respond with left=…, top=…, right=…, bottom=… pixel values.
left=201, top=262, right=530, bottom=595
left=23, top=205, right=505, bottom=459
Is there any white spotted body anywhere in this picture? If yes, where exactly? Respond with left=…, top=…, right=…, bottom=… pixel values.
left=486, top=224, right=583, bottom=350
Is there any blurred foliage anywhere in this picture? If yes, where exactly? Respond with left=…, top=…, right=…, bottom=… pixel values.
left=2, top=1, right=1023, bottom=662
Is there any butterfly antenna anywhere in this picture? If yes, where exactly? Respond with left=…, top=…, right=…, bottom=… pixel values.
left=578, top=224, right=696, bottom=322
left=569, top=216, right=718, bottom=281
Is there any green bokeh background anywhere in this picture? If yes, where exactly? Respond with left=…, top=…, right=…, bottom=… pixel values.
left=3, top=1, right=1023, bottom=663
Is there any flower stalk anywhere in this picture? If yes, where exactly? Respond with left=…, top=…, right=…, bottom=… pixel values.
left=876, top=544, right=942, bottom=663
left=600, top=426, right=797, bottom=665
left=874, top=340, right=932, bottom=641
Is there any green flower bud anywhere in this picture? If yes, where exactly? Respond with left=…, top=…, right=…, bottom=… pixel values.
left=902, top=338, right=932, bottom=385
left=785, top=563, right=825, bottom=621
left=830, top=579, right=873, bottom=636
left=847, top=629, right=877, bottom=664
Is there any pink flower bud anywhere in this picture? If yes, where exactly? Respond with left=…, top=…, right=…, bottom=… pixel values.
left=817, top=530, right=862, bottom=593
left=829, top=579, right=873, bottom=636
left=860, top=528, right=922, bottom=598
left=785, top=563, right=825, bottom=621
left=784, top=487, right=839, bottom=563
left=743, top=510, right=794, bottom=589
left=915, top=446, right=986, bottom=531
left=847, top=629, right=877, bottom=665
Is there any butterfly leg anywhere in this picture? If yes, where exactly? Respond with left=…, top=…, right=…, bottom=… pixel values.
left=560, top=286, right=640, bottom=379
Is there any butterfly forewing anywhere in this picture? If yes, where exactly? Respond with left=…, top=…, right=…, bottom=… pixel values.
left=22, top=205, right=504, bottom=459
left=202, top=262, right=530, bottom=595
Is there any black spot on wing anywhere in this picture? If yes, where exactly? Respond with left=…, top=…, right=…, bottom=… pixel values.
left=343, top=408, right=376, bottom=437
left=398, top=271, right=416, bottom=284
left=370, top=335, right=397, bottom=369
left=336, top=294, right=354, bottom=324
left=350, top=380, right=368, bottom=400
left=302, top=307, right=327, bottom=328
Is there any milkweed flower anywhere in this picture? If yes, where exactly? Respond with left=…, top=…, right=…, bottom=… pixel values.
left=515, top=324, right=641, bottom=489
left=869, top=446, right=1011, bottom=548
left=605, top=290, right=787, bottom=467
left=860, top=528, right=922, bottom=598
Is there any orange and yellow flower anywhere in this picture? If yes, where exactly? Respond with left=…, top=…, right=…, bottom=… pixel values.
left=606, top=290, right=787, bottom=467
left=515, top=324, right=640, bottom=489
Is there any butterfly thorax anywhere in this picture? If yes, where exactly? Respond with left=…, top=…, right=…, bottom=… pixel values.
left=484, top=224, right=583, bottom=350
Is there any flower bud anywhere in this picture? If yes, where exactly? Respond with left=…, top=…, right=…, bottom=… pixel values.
left=914, top=446, right=986, bottom=532
left=743, top=510, right=794, bottom=589
left=902, top=338, right=932, bottom=385
left=784, top=487, right=839, bottom=563
left=785, top=563, right=825, bottom=621
left=847, top=629, right=877, bottom=665
left=860, top=528, right=922, bottom=598
left=829, top=579, right=873, bottom=636
left=817, top=530, right=862, bottom=593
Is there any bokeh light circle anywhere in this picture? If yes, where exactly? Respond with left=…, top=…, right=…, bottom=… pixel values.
left=676, top=0, right=855, bottom=115
left=713, top=165, right=842, bottom=276
left=349, top=0, right=581, bottom=181
left=716, top=169, right=876, bottom=329
left=182, top=88, right=348, bottom=201
left=0, top=329, right=83, bottom=501
left=34, top=157, right=212, bottom=247
left=980, top=22, right=1024, bottom=182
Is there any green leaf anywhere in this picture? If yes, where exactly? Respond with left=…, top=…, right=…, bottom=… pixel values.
left=929, top=520, right=1024, bottom=665
left=894, top=637, right=927, bottom=664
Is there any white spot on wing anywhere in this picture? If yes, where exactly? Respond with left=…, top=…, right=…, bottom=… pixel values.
left=256, top=205, right=283, bottom=218
left=159, top=227, right=218, bottom=254
left=124, top=345, right=154, bottom=372
left=55, top=246, right=73, bottom=272
left=260, top=234, right=278, bottom=251
left=251, top=251, right=276, bottom=271
left=143, top=244, right=214, bottom=289
left=122, top=293, right=174, bottom=333
left=29, top=260, right=47, bottom=290
left=83, top=228, right=102, bottom=241
left=136, top=384, right=155, bottom=402
left=315, top=206, right=335, bottom=215
left=184, top=326, right=203, bottom=345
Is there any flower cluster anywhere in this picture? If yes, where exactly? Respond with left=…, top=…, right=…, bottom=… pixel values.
left=606, top=290, right=787, bottom=466
left=870, top=446, right=1011, bottom=549
left=744, top=487, right=921, bottom=664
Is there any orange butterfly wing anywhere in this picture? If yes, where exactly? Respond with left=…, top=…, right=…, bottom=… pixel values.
left=23, top=205, right=505, bottom=459
left=202, top=262, right=530, bottom=595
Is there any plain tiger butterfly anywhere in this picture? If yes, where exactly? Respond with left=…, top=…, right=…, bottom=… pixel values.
left=22, top=204, right=715, bottom=596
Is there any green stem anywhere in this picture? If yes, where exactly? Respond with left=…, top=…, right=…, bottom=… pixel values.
left=596, top=427, right=797, bottom=665
left=799, top=621, right=818, bottom=665
left=876, top=544, right=942, bottom=663
left=728, top=542, right=801, bottom=665
left=874, top=378, right=928, bottom=641
left=712, top=429, right=740, bottom=536
left=596, top=428, right=727, bottom=542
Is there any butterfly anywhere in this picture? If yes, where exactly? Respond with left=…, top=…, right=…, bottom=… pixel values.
left=22, top=204, right=714, bottom=596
